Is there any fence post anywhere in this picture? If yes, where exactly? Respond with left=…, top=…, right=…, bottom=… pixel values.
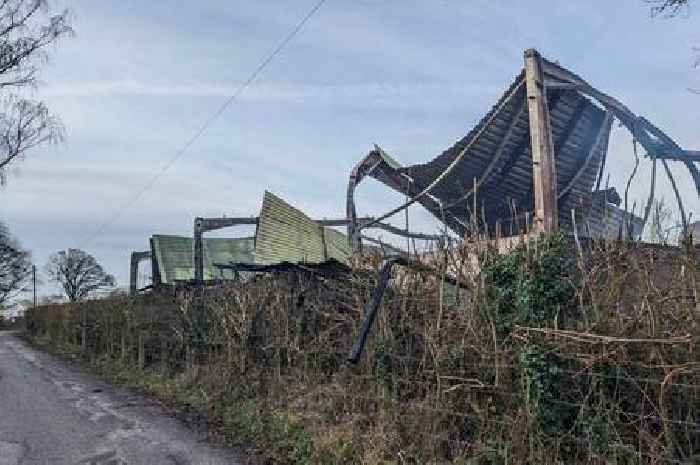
left=138, top=331, right=145, bottom=370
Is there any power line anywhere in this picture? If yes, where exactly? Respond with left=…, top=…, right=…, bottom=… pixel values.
left=80, top=0, right=328, bottom=247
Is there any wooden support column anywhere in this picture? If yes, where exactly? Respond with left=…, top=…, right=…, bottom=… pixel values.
left=194, top=218, right=205, bottom=283
left=193, top=216, right=258, bottom=284
left=524, top=48, right=558, bottom=233
left=129, top=253, right=139, bottom=295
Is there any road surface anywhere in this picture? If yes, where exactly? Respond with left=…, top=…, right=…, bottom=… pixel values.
left=0, top=331, right=241, bottom=465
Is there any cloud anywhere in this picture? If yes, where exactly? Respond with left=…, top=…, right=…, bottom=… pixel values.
left=41, top=78, right=504, bottom=107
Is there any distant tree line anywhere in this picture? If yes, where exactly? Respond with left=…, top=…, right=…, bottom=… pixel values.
left=0, top=220, right=115, bottom=312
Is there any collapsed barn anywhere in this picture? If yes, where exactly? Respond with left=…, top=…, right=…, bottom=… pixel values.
left=130, top=48, right=699, bottom=293
left=130, top=191, right=351, bottom=293
left=129, top=190, right=438, bottom=293
left=347, top=49, right=699, bottom=249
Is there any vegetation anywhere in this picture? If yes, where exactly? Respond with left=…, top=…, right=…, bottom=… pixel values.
left=26, top=235, right=700, bottom=464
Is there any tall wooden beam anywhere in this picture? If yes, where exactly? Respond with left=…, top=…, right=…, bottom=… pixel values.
left=524, top=48, right=558, bottom=233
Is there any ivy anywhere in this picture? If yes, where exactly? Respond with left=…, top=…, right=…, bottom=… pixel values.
left=519, top=344, right=576, bottom=436
left=483, top=233, right=581, bottom=441
left=482, top=232, right=576, bottom=335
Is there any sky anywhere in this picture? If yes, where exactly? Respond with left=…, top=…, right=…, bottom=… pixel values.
left=2, top=0, right=699, bottom=298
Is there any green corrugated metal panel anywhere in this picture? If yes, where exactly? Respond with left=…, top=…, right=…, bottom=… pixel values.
left=254, top=191, right=351, bottom=265
left=323, top=227, right=351, bottom=262
left=254, top=191, right=325, bottom=265
left=151, top=235, right=191, bottom=284
left=151, top=234, right=254, bottom=284
left=204, top=237, right=256, bottom=272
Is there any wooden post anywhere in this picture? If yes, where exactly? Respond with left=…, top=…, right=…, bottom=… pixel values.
left=194, top=218, right=205, bottom=283
left=192, top=217, right=258, bottom=284
left=138, top=331, right=144, bottom=370
left=129, top=254, right=139, bottom=295
left=524, top=48, right=558, bottom=233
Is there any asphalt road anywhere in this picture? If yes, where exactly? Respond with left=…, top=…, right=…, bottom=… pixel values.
left=0, top=331, right=241, bottom=465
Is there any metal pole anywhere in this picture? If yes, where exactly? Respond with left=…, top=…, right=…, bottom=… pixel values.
left=32, top=265, right=36, bottom=308
left=405, top=178, right=410, bottom=257
left=348, top=256, right=406, bottom=364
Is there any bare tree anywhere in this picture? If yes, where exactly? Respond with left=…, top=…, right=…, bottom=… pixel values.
left=643, top=1, right=700, bottom=95
left=0, top=221, right=31, bottom=306
left=0, top=0, right=72, bottom=184
left=644, top=197, right=683, bottom=244
left=46, top=249, right=115, bottom=302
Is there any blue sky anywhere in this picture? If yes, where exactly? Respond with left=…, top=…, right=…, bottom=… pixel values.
left=2, top=0, right=699, bottom=296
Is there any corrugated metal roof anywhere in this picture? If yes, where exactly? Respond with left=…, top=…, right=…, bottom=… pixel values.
left=367, top=70, right=613, bottom=236
left=151, top=234, right=254, bottom=284
left=254, top=191, right=351, bottom=265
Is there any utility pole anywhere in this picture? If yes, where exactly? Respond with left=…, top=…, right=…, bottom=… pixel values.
left=32, top=264, right=36, bottom=308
